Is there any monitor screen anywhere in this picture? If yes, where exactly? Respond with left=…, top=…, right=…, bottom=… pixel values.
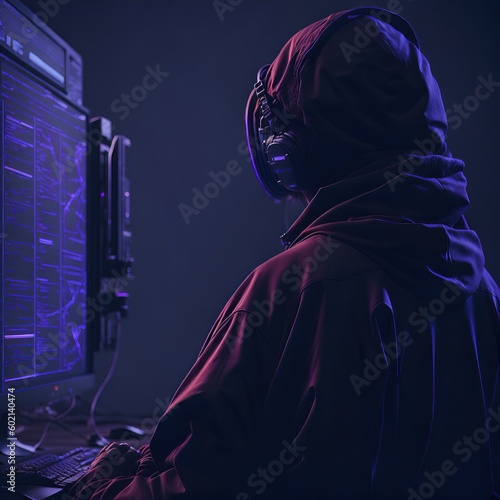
left=0, top=57, right=91, bottom=407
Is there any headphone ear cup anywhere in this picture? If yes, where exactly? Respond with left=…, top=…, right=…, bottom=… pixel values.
left=266, top=121, right=315, bottom=191
left=245, top=86, right=290, bottom=199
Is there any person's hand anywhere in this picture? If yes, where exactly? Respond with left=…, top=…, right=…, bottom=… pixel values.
left=67, top=443, right=142, bottom=499
left=87, top=441, right=142, bottom=478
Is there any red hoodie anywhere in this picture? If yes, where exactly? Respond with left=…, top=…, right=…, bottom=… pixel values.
left=69, top=8, right=500, bottom=500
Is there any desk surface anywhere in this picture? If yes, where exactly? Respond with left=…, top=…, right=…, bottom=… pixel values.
left=1, top=411, right=152, bottom=464
left=36, top=417, right=147, bottom=447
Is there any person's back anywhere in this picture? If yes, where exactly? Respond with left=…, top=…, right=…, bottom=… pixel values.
left=239, top=7, right=500, bottom=497
left=180, top=153, right=498, bottom=499
left=240, top=233, right=500, bottom=499
left=68, top=7, right=500, bottom=499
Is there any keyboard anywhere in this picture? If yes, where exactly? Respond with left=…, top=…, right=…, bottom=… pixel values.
left=2, top=446, right=100, bottom=488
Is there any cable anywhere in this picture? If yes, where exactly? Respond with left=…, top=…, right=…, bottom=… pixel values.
left=18, top=389, right=78, bottom=451
left=88, top=311, right=122, bottom=443
left=53, top=420, right=89, bottom=443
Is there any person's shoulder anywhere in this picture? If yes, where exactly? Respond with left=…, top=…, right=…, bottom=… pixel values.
left=251, top=232, right=382, bottom=290
left=224, top=234, right=385, bottom=336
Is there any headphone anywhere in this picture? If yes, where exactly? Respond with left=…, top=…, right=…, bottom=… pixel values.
left=244, top=7, right=419, bottom=201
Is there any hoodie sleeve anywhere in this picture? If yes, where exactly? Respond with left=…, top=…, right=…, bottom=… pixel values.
left=67, top=310, right=276, bottom=499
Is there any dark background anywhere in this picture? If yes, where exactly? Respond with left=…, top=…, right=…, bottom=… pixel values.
left=19, top=0, right=500, bottom=417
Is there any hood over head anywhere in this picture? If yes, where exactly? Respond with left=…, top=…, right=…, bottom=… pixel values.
left=265, top=7, right=448, bottom=182
left=265, top=8, right=485, bottom=302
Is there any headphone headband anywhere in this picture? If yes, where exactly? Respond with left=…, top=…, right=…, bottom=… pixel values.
left=254, top=66, right=273, bottom=125
left=245, top=7, right=420, bottom=200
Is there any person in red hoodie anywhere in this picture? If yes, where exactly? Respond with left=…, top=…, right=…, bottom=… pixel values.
left=69, top=7, right=500, bottom=499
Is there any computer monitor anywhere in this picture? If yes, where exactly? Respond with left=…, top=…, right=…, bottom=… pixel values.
left=0, top=0, right=94, bottom=416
